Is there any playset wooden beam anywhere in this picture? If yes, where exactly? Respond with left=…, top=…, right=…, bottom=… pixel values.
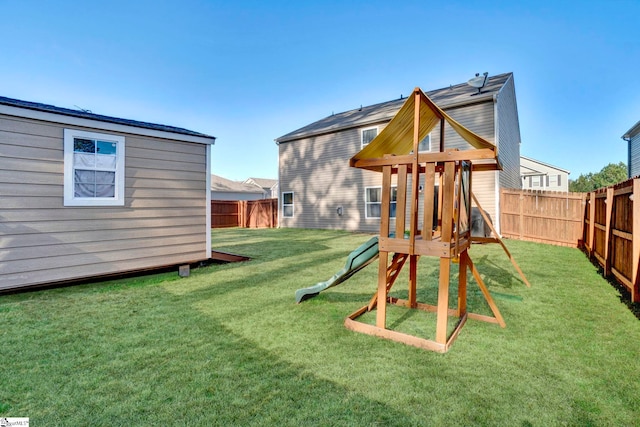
left=470, top=192, right=531, bottom=288
left=343, top=86, right=525, bottom=352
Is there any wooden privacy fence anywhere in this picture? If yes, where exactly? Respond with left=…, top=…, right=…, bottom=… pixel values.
left=211, top=199, right=278, bottom=229
left=583, top=178, right=640, bottom=303
left=500, top=189, right=586, bottom=247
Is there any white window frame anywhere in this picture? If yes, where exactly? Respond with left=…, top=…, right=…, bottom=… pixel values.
left=418, top=133, right=431, bottom=152
left=361, top=126, right=378, bottom=148
left=365, top=186, right=397, bottom=219
left=63, top=129, right=125, bottom=206
left=282, top=191, right=294, bottom=218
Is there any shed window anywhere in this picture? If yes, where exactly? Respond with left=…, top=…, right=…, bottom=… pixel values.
left=282, top=192, right=294, bottom=218
left=361, top=127, right=378, bottom=147
left=64, top=129, right=125, bottom=206
left=365, top=186, right=397, bottom=219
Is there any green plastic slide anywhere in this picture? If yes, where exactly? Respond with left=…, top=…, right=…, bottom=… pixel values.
left=295, top=236, right=379, bottom=303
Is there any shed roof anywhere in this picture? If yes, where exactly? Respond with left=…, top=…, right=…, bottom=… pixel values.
left=0, top=95, right=215, bottom=143
left=276, top=72, right=512, bottom=143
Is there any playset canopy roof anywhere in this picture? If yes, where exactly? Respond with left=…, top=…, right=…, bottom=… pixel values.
left=349, top=87, right=500, bottom=172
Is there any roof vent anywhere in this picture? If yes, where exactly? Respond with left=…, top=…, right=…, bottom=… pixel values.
left=467, top=72, right=489, bottom=94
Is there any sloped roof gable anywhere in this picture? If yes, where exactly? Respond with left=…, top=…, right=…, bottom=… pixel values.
left=276, top=73, right=512, bottom=143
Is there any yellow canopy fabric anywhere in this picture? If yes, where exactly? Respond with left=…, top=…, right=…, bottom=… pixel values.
left=350, top=88, right=497, bottom=167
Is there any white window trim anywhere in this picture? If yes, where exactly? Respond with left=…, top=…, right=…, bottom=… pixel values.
left=418, top=133, right=431, bottom=152
left=282, top=191, right=294, bottom=218
left=365, top=186, right=397, bottom=219
left=63, top=129, right=125, bottom=206
left=361, top=126, right=379, bottom=148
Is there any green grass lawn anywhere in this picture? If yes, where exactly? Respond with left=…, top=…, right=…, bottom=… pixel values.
left=1, top=228, right=639, bottom=426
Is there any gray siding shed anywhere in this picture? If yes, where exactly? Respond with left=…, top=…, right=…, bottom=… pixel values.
left=0, top=97, right=215, bottom=291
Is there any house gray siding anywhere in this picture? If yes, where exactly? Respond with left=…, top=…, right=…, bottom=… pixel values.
left=495, top=74, right=522, bottom=189
left=0, top=114, right=209, bottom=291
left=278, top=98, right=503, bottom=232
left=629, top=133, right=640, bottom=178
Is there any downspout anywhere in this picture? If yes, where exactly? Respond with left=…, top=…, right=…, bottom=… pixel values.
left=275, top=138, right=282, bottom=228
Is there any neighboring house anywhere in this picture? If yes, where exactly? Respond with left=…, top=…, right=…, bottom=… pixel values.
left=244, top=177, right=278, bottom=198
left=210, top=174, right=272, bottom=200
left=0, top=96, right=215, bottom=292
left=275, top=72, right=521, bottom=233
left=520, top=156, right=570, bottom=192
left=623, top=120, right=640, bottom=178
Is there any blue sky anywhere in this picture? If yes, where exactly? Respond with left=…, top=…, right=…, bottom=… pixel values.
left=1, top=0, right=638, bottom=181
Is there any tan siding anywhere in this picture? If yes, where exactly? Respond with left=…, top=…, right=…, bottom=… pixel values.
left=1, top=252, right=204, bottom=290
left=4, top=223, right=204, bottom=244
left=279, top=99, right=502, bottom=232
left=279, top=124, right=387, bottom=233
left=0, top=114, right=209, bottom=291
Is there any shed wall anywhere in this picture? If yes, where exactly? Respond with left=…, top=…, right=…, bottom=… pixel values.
left=0, top=114, right=209, bottom=291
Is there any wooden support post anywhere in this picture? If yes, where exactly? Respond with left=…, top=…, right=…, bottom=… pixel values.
left=376, top=165, right=393, bottom=328
left=409, top=255, right=418, bottom=308
left=436, top=258, right=451, bottom=344
left=423, top=162, right=436, bottom=240
left=465, top=252, right=506, bottom=328
left=632, top=179, right=640, bottom=303
left=435, top=161, right=456, bottom=344
left=439, top=117, right=445, bottom=152
left=471, top=192, right=531, bottom=288
left=395, top=164, right=408, bottom=237
left=409, top=90, right=421, bottom=252
left=376, top=252, right=389, bottom=328
left=458, top=250, right=468, bottom=317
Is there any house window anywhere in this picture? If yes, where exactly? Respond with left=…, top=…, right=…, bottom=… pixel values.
left=361, top=127, right=378, bottom=147
left=63, top=129, right=125, bottom=206
left=282, top=192, right=294, bottom=218
left=365, top=186, right=397, bottom=219
left=418, top=133, right=431, bottom=152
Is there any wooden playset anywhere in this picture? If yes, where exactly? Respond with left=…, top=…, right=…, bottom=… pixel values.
left=346, top=87, right=528, bottom=353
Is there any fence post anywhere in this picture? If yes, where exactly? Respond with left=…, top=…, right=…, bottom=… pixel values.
left=519, top=189, right=524, bottom=240
left=604, top=187, right=614, bottom=277
left=588, top=191, right=596, bottom=257
left=632, top=179, right=640, bottom=303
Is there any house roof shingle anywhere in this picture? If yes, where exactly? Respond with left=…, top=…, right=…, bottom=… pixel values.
left=245, top=177, right=278, bottom=188
left=276, top=72, right=513, bottom=143
left=211, top=174, right=266, bottom=194
left=0, top=95, right=215, bottom=140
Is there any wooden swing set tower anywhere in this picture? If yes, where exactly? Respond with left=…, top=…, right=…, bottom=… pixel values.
left=346, top=87, right=522, bottom=353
